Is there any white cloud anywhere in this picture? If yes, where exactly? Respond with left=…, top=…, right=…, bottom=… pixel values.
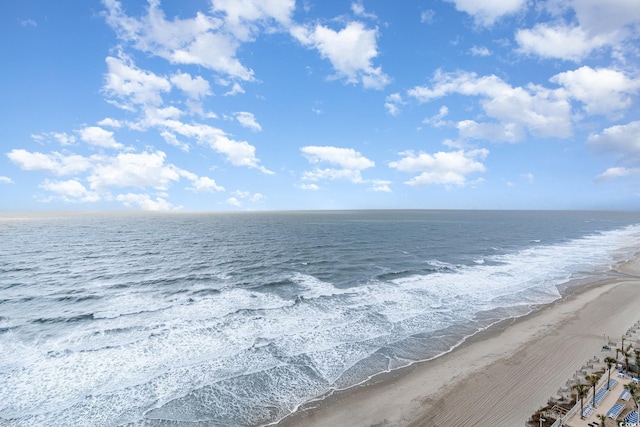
left=226, top=197, right=242, bottom=207
left=351, top=2, right=377, bottom=20
left=385, top=93, right=404, bottom=116
left=457, top=120, right=525, bottom=143
left=446, top=0, right=527, bottom=26
left=39, top=179, right=100, bottom=203
left=588, top=120, right=640, bottom=159
left=550, top=66, right=640, bottom=115
left=301, top=145, right=375, bottom=184
left=103, top=55, right=171, bottom=108
left=298, top=183, right=320, bottom=191
left=7, top=149, right=93, bottom=175
left=571, top=0, right=640, bottom=37
left=187, top=176, right=225, bottom=192
left=224, top=82, right=246, bottom=96
left=469, top=46, right=491, bottom=56
left=78, top=126, right=124, bottom=149
left=0, top=176, right=14, bottom=184
left=291, top=21, right=390, bottom=89
left=408, top=70, right=572, bottom=141
left=97, top=118, right=123, bottom=128
left=152, top=119, right=271, bottom=173
left=389, top=148, right=488, bottom=187
left=160, top=131, right=190, bottom=152
left=31, top=132, right=77, bottom=146
left=170, top=72, right=211, bottom=99
left=370, top=179, right=391, bottom=192
left=211, top=0, right=295, bottom=40
left=102, top=0, right=256, bottom=81
left=88, top=151, right=181, bottom=191
left=231, top=190, right=264, bottom=202
left=596, top=167, right=640, bottom=180
left=234, top=111, right=262, bottom=131
left=420, top=10, right=436, bottom=24
left=116, top=193, right=179, bottom=210
left=515, top=24, right=610, bottom=61
left=423, top=105, right=450, bottom=127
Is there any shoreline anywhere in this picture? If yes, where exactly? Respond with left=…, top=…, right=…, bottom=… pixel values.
left=276, top=255, right=640, bottom=427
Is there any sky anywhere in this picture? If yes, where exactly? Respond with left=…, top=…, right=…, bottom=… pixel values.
left=1, top=0, right=640, bottom=211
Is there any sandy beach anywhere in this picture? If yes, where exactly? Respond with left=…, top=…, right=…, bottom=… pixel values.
left=277, top=255, right=640, bottom=427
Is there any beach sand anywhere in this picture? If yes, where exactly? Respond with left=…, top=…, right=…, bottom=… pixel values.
left=277, top=256, right=640, bottom=427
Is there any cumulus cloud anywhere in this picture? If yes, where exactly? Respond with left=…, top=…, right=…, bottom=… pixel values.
left=187, top=176, right=225, bottom=192
left=516, top=0, right=640, bottom=62
left=39, top=179, right=100, bottom=203
left=385, top=93, right=404, bottom=116
left=571, top=0, right=640, bottom=36
left=78, top=126, right=124, bottom=149
left=515, top=24, right=610, bottom=61
left=423, top=105, right=450, bottom=127
left=234, top=111, right=262, bottom=131
left=369, top=179, right=391, bottom=192
left=102, top=0, right=294, bottom=81
left=389, top=148, right=488, bottom=187
left=103, top=55, right=171, bottom=108
left=298, top=183, right=320, bottom=191
left=469, top=46, right=491, bottom=56
left=31, top=132, right=77, bottom=146
left=408, top=70, right=572, bottom=142
left=0, top=176, right=14, bottom=184
left=596, top=167, right=640, bottom=180
left=146, top=118, right=271, bottom=173
left=588, top=121, right=640, bottom=159
left=97, top=118, right=123, bottom=128
left=87, top=151, right=181, bottom=191
left=301, top=145, right=375, bottom=183
left=7, top=149, right=93, bottom=175
left=291, top=21, right=390, bottom=89
left=170, top=72, right=211, bottom=99
left=211, top=0, right=295, bottom=40
left=446, top=0, right=527, bottom=26
left=550, top=66, right=640, bottom=116
left=116, top=192, right=179, bottom=210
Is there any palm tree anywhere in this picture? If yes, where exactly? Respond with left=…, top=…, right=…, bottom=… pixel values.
left=625, top=383, right=640, bottom=411
left=596, top=413, right=607, bottom=426
left=573, top=383, right=588, bottom=419
left=605, top=356, right=617, bottom=390
left=586, top=373, right=602, bottom=407
left=622, top=350, right=631, bottom=373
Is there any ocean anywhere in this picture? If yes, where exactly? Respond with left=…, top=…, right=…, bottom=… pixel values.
left=1, top=210, right=639, bottom=426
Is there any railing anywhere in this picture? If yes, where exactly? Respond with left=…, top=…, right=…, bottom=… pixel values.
left=548, top=373, right=610, bottom=427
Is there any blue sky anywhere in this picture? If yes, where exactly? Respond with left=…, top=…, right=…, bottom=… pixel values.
left=2, top=0, right=640, bottom=211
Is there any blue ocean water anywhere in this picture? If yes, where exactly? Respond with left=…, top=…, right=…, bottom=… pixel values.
left=1, top=210, right=639, bottom=426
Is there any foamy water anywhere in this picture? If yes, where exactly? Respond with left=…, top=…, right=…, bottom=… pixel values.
left=1, top=211, right=639, bottom=426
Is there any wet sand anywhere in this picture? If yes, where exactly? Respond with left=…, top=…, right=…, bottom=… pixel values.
left=277, top=256, right=640, bottom=427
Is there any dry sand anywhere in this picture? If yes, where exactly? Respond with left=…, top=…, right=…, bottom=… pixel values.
left=277, top=256, right=640, bottom=427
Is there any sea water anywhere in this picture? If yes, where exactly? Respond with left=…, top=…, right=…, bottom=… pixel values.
left=1, top=210, right=639, bottom=426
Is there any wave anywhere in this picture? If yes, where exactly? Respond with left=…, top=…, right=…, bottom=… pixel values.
left=2, top=219, right=639, bottom=425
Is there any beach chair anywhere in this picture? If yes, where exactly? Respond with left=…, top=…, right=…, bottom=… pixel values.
left=594, top=388, right=608, bottom=405
left=619, top=389, right=632, bottom=401
left=581, top=405, right=595, bottom=418
left=606, top=402, right=624, bottom=419
left=624, top=411, right=639, bottom=425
